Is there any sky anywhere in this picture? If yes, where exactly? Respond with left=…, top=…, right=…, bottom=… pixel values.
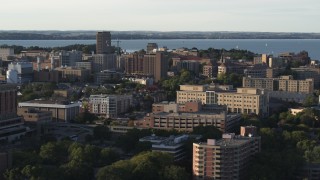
left=0, top=0, right=319, bottom=32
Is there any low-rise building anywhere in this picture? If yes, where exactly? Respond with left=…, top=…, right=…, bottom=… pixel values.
left=140, top=134, right=189, bottom=161
left=18, top=100, right=80, bottom=122
left=17, top=107, right=52, bottom=137
left=141, top=111, right=240, bottom=133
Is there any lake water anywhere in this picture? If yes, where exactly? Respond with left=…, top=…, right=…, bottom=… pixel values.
left=0, top=39, right=319, bottom=59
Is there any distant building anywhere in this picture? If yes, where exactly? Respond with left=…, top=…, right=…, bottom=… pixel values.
left=0, top=84, right=27, bottom=143
left=216, top=88, right=269, bottom=117
left=176, top=84, right=233, bottom=105
left=89, top=94, right=132, bottom=118
left=17, top=107, right=52, bottom=137
left=0, top=48, right=14, bottom=60
left=146, top=43, right=158, bottom=53
left=193, top=126, right=261, bottom=180
left=96, top=31, right=112, bottom=54
left=76, top=61, right=92, bottom=74
left=55, top=67, right=90, bottom=82
left=18, top=100, right=80, bottom=122
left=127, top=77, right=154, bottom=86
left=292, top=67, right=320, bottom=88
left=92, top=54, right=117, bottom=73
left=33, top=70, right=60, bottom=83
left=95, top=70, right=122, bottom=84
left=50, top=50, right=82, bottom=67
left=244, top=64, right=268, bottom=78
left=7, top=62, right=33, bottom=84
left=243, top=76, right=314, bottom=94
left=123, top=53, right=144, bottom=74
left=202, top=64, right=214, bottom=78
left=141, top=111, right=240, bottom=133
left=140, top=134, right=189, bottom=161
left=143, top=52, right=168, bottom=82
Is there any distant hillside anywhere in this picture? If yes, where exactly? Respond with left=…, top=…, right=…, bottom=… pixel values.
left=1, top=31, right=320, bottom=40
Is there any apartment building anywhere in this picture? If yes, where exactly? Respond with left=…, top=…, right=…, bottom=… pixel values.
left=123, top=53, right=144, bottom=74
left=142, top=111, right=241, bottom=133
left=143, top=52, right=168, bottom=82
left=193, top=126, right=261, bottom=180
left=89, top=94, right=132, bottom=118
left=216, top=88, right=269, bottom=117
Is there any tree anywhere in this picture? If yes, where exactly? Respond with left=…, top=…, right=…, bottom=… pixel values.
left=96, top=151, right=187, bottom=180
left=192, top=125, right=222, bottom=140
left=93, top=125, right=111, bottom=141
left=162, top=165, right=189, bottom=180
left=99, top=148, right=120, bottom=166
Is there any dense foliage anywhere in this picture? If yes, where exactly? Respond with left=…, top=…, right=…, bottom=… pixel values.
left=3, top=141, right=120, bottom=180
left=96, top=151, right=189, bottom=180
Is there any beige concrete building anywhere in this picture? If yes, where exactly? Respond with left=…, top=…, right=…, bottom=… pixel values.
left=216, top=88, right=269, bottom=117
left=243, top=77, right=277, bottom=91
left=278, top=75, right=314, bottom=93
left=193, top=126, right=261, bottom=180
left=141, top=111, right=241, bottom=133
left=176, top=84, right=233, bottom=105
left=243, top=76, right=314, bottom=94
left=176, top=85, right=216, bottom=105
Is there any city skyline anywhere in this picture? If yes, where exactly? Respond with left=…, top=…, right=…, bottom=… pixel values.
left=0, top=0, right=319, bottom=32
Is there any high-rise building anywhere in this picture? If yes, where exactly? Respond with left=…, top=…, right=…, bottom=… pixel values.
left=146, top=43, right=158, bottom=53
left=0, top=84, right=27, bottom=143
left=96, top=31, right=112, bottom=54
left=193, top=126, right=261, bottom=180
left=143, top=52, right=167, bottom=82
